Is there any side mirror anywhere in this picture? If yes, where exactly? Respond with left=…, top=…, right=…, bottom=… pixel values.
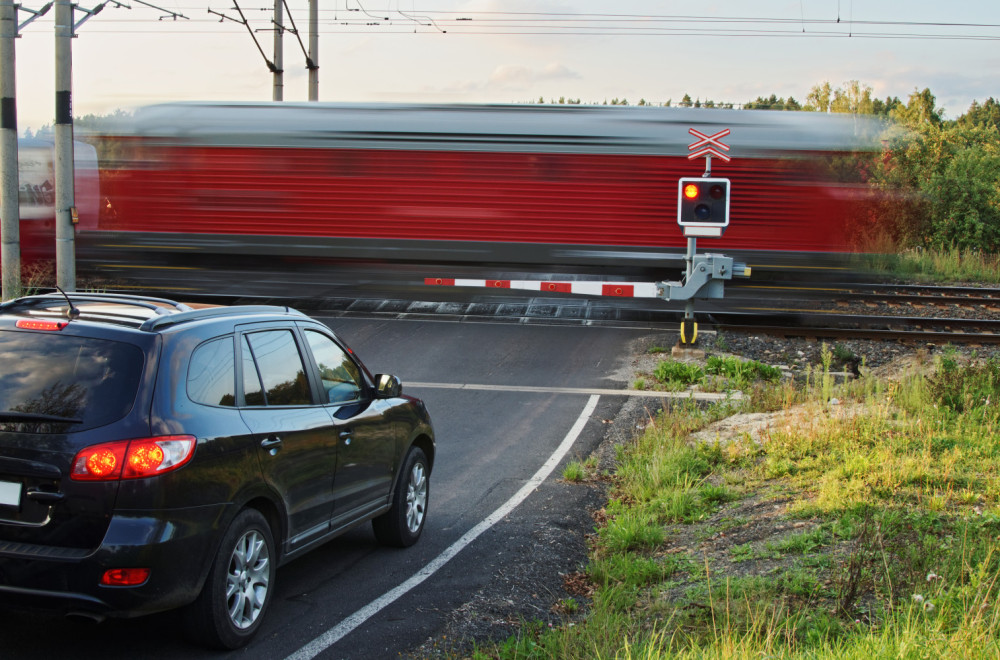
left=374, top=374, right=402, bottom=399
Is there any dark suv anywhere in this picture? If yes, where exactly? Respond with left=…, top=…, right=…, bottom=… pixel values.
left=0, top=292, right=434, bottom=648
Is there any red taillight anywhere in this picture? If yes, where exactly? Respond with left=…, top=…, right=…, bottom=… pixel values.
left=85, top=446, right=126, bottom=479
left=15, top=319, right=67, bottom=331
left=72, top=436, right=196, bottom=481
left=100, top=568, right=150, bottom=587
left=127, top=443, right=165, bottom=474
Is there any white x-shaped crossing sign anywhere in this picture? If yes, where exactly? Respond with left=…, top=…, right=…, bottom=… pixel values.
left=687, top=128, right=731, bottom=161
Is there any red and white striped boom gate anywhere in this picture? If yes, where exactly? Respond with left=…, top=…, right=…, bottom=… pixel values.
left=425, top=254, right=749, bottom=302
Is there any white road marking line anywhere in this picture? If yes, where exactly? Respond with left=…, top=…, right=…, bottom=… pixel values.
left=284, top=394, right=601, bottom=660
left=408, top=381, right=741, bottom=401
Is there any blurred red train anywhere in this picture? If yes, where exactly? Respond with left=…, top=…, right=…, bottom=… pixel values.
left=27, top=103, right=880, bottom=290
left=5, top=138, right=100, bottom=267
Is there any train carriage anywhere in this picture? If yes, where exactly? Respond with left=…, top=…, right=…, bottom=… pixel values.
left=83, top=103, right=880, bottom=289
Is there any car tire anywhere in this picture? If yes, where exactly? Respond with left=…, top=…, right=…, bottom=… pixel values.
left=182, top=508, right=276, bottom=650
left=372, top=446, right=429, bottom=548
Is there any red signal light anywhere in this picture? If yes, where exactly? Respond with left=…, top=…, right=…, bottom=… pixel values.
left=677, top=176, right=731, bottom=229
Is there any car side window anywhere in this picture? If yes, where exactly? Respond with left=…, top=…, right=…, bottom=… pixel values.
left=304, top=330, right=362, bottom=404
left=188, top=336, right=236, bottom=406
left=241, top=336, right=265, bottom=406
left=242, top=330, right=312, bottom=406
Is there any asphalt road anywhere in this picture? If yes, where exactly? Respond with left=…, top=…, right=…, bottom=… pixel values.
left=0, top=317, right=655, bottom=659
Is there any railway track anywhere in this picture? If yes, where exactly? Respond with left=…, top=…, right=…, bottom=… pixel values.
left=713, top=312, right=1000, bottom=345
left=730, top=281, right=1000, bottom=314
left=722, top=280, right=1000, bottom=342
left=126, top=279, right=1000, bottom=345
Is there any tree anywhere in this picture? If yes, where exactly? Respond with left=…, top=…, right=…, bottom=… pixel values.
left=744, top=94, right=800, bottom=111
left=829, top=80, right=877, bottom=115
left=924, top=144, right=1000, bottom=250
left=891, top=88, right=943, bottom=127
left=957, top=97, right=1000, bottom=131
left=804, top=82, right=833, bottom=112
left=679, top=94, right=693, bottom=108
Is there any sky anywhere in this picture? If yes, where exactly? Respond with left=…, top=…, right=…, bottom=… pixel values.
left=7, top=0, right=1000, bottom=134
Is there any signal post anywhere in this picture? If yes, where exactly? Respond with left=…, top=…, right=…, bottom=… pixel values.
left=668, top=128, right=748, bottom=354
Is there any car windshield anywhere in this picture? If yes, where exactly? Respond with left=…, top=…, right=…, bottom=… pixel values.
left=0, top=330, right=144, bottom=433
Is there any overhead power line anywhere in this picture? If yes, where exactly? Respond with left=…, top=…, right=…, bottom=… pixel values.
left=32, top=5, right=1000, bottom=40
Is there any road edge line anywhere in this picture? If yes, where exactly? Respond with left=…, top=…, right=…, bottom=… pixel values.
left=285, top=394, right=601, bottom=660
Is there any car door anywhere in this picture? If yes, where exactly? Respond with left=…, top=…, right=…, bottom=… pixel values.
left=237, top=326, right=338, bottom=550
left=301, top=328, right=398, bottom=527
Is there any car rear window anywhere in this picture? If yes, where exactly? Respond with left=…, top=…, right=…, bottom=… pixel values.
left=0, top=330, right=144, bottom=433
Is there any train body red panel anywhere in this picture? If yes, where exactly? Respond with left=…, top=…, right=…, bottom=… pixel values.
left=103, top=146, right=851, bottom=253
left=88, top=103, right=878, bottom=278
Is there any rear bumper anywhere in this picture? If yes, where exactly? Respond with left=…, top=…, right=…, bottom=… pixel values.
left=0, top=503, right=229, bottom=618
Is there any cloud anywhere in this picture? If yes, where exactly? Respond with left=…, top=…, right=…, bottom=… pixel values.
left=487, top=63, right=580, bottom=89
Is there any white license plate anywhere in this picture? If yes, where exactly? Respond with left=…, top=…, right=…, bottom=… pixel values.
left=0, top=480, right=21, bottom=507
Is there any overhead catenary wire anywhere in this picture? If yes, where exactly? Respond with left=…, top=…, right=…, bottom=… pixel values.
left=30, top=5, right=1000, bottom=40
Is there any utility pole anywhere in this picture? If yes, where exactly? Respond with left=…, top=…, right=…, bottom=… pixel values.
left=2, top=0, right=50, bottom=300
left=214, top=0, right=314, bottom=101
left=272, top=0, right=282, bottom=101
left=53, top=0, right=75, bottom=290
left=52, top=0, right=185, bottom=291
left=0, top=0, right=20, bottom=299
left=307, top=0, right=317, bottom=100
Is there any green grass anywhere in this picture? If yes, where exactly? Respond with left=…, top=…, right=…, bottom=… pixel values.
left=475, top=346, right=1000, bottom=659
left=864, top=247, right=1000, bottom=284
left=653, top=360, right=705, bottom=388
left=649, top=355, right=786, bottom=393
left=562, top=455, right=599, bottom=482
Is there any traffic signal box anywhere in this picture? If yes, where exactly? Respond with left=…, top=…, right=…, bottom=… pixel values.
left=676, top=177, right=731, bottom=238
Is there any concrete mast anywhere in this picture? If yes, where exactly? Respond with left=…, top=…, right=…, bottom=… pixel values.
left=0, top=0, right=20, bottom=299
left=272, top=0, right=282, bottom=101
left=307, top=0, right=317, bottom=100
left=53, top=0, right=75, bottom=291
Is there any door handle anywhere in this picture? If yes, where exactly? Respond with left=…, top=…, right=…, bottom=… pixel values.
left=261, top=436, right=283, bottom=454
left=339, top=429, right=352, bottom=446
left=26, top=489, right=65, bottom=504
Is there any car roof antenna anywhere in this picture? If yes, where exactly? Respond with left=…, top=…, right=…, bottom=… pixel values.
left=52, top=286, right=81, bottom=320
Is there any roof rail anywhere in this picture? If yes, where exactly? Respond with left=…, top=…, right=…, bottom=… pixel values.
left=0, top=291, right=194, bottom=317
left=1, top=292, right=306, bottom=331
left=139, top=305, right=305, bottom=331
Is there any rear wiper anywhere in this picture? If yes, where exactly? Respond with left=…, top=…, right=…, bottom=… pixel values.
left=0, top=412, right=83, bottom=424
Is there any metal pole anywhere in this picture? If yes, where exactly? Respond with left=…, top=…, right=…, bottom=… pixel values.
left=307, top=0, right=317, bottom=100
left=54, top=0, right=74, bottom=290
left=684, top=236, right=696, bottom=321
left=0, top=0, right=20, bottom=300
left=272, top=0, right=282, bottom=101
